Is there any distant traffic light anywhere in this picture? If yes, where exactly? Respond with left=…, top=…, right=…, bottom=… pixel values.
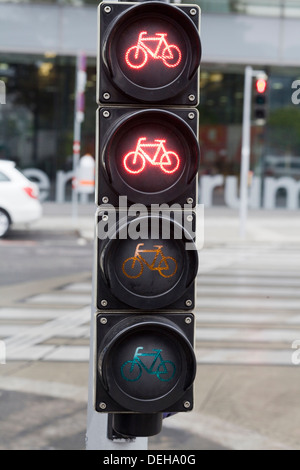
left=253, top=77, right=268, bottom=123
left=256, top=78, right=267, bottom=94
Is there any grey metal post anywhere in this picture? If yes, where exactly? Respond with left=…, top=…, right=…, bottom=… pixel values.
left=239, top=66, right=267, bottom=238
left=85, top=0, right=152, bottom=451
left=239, top=66, right=253, bottom=239
left=86, top=227, right=148, bottom=450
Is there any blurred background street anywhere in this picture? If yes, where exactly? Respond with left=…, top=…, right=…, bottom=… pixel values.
left=0, top=203, right=299, bottom=450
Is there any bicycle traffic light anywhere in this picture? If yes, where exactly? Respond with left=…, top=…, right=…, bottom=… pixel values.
left=97, top=107, right=199, bottom=206
left=95, top=313, right=196, bottom=436
left=94, top=0, right=201, bottom=439
left=97, top=1, right=201, bottom=105
left=96, top=212, right=198, bottom=311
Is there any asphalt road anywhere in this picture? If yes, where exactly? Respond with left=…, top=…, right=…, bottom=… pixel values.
left=0, top=229, right=94, bottom=287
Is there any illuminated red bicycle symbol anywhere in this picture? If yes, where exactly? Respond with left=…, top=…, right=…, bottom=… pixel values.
left=123, top=137, right=180, bottom=175
left=125, top=31, right=182, bottom=70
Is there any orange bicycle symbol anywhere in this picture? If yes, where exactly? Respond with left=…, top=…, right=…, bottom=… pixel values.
left=123, top=137, right=180, bottom=175
left=125, top=31, right=182, bottom=69
left=122, top=243, right=178, bottom=279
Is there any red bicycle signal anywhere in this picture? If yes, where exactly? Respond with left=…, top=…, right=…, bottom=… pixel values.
left=125, top=31, right=182, bottom=69
left=256, top=78, right=267, bottom=94
left=123, top=137, right=180, bottom=175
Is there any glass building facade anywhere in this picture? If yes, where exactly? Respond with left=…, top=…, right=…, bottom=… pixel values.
left=0, top=0, right=300, bottom=207
left=0, top=53, right=96, bottom=199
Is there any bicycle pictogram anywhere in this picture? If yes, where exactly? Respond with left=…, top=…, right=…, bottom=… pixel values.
left=123, top=137, right=180, bottom=175
left=122, top=243, right=178, bottom=279
left=121, top=347, right=176, bottom=382
left=125, top=31, right=182, bottom=70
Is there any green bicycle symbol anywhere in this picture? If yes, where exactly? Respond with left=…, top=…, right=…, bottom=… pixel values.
left=121, top=347, right=176, bottom=383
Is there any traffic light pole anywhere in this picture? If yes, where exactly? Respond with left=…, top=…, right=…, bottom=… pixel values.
left=239, top=66, right=267, bottom=239
left=239, top=65, right=253, bottom=239
left=86, top=274, right=148, bottom=450
left=86, top=0, right=145, bottom=445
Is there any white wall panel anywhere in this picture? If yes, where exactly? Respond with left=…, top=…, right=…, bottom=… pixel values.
left=0, top=4, right=300, bottom=65
left=0, top=4, right=97, bottom=56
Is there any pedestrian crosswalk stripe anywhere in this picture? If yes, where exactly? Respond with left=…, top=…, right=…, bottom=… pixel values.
left=24, top=293, right=91, bottom=305
left=43, top=346, right=90, bottom=362
left=195, top=327, right=298, bottom=343
left=0, top=376, right=87, bottom=402
left=4, top=307, right=90, bottom=361
left=196, top=296, right=300, bottom=310
left=198, top=275, right=300, bottom=288
left=197, top=285, right=300, bottom=297
left=196, top=312, right=300, bottom=325
left=61, top=283, right=92, bottom=293
left=0, top=308, right=72, bottom=319
left=196, top=348, right=292, bottom=366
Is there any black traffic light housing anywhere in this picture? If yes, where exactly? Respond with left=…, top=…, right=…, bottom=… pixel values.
left=94, top=0, right=201, bottom=439
left=96, top=107, right=200, bottom=207
left=98, top=1, right=201, bottom=106
left=95, top=312, right=196, bottom=436
left=96, top=210, right=198, bottom=311
left=253, top=78, right=268, bottom=123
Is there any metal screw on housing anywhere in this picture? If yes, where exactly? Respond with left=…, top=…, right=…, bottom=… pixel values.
left=102, top=110, right=110, bottom=118
left=188, top=94, right=196, bottom=102
left=188, top=112, right=195, bottom=120
left=186, top=197, right=194, bottom=205
left=103, top=93, right=111, bottom=101
left=102, top=196, right=109, bottom=204
left=185, top=316, right=192, bottom=324
left=104, top=6, right=111, bottom=14
left=183, top=401, right=191, bottom=409
left=190, top=8, right=197, bottom=16
left=100, top=317, right=107, bottom=325
left=101, top=299, right=108, bottom=307
left=99, top=402, right=107, bottom=410
left=185, top=299, right=192, bottom=307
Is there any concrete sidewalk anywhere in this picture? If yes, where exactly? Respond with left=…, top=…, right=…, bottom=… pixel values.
left=30, top=203, right=300, bottom=244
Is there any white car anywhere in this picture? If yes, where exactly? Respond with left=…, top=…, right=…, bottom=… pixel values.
left=0, top=160, right=42, bottom=238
